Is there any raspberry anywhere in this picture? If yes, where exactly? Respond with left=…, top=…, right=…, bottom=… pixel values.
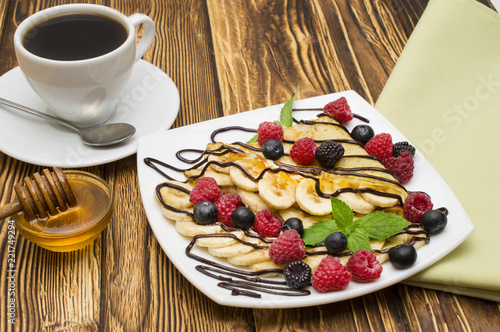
left=311, top=256, right=351, bottom=292
left=190, top=177, right=221, bottom=205
left=257, top=121, right=284, bottom=146
left=346, top=250, right=383, bottom=283
left=253, top=210, right=282, bottom=238
left=365, top=133, right=394, bottom=160
left=315, top=140, right=345, bottom=169
left=214, top=193, right=241, bottom=226
left=290, top=137, right=317, bottom=165
left=382, top=151, right=414, bottom=183
left=268, top=229, right=306, bottom=264
left=393, top=141, right=416, bottom=157
left=403, top=192, right=433, bottom=223
left=323, top=97, right=353, bottom=123
left=283, top=260, right=312, bottom=289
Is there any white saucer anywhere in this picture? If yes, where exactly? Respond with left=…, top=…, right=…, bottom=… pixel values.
left=0, top=60, right=180, bottom=167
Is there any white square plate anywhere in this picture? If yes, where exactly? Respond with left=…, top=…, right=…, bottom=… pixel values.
left=137, top=90, right=474, bottom=308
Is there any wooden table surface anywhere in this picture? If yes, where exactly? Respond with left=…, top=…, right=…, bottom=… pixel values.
left=1, top=0, right=499, bottom=331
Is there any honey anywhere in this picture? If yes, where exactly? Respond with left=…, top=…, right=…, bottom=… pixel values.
left=13, top=171, right=113, bottom=252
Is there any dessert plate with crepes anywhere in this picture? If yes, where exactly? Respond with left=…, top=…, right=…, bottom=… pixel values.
left=137, top=90, right=473, bottom=308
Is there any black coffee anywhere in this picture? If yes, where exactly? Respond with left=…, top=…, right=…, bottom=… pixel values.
left=23, top=13, right=128, bottom=61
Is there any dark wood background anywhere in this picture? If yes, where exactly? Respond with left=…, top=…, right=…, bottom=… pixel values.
left=1, top=0, right=499, bottom=331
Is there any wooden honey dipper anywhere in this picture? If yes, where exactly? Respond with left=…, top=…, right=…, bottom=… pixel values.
left=0, top=167, right=77, bottom=221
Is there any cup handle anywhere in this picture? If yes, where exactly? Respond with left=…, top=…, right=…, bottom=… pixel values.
left=128, top=13, right=155, bottom=62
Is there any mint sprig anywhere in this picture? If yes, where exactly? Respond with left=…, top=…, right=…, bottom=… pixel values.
left=247, top=86, right=299, bottom=143
left=302, top=198, right=410, bottom=252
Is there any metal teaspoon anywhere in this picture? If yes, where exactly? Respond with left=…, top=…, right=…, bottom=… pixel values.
left=0, top=96, right=136, bottom=147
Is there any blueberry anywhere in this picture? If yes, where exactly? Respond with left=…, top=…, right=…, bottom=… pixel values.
left=193, top=201, right=218, bottom=225
left=388, top=244, right=417, bottom=269
left=262, top=139, right=284, bottom=160
left=351, top=125, right=375, bottom=145
left=324, top=232, right=348, bottom=254
left=231, top=206, right=255, bottom=229
left=421, top=210, right=447, bottom=234
left=283, top=217, right=304, bottom=237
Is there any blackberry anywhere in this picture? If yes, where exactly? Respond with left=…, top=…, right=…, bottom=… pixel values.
left=421, top=210, right=447, bottom=234
left=315, top=140, right=344, bottom=169
left=231, top=206, right=255, bottom=229
left=193, top=201, right=218, bottom=225
left=283, top=260, right=312, bottom=289
left=283, top=217, right=304, bottom=237
left=262, top=139, right=284, bottom=160
left=324, top=232, right=348, bottom=254
left=351, top=125, right=374, bottom=145
left=393, top=141, right=416, bottom=157
left=388, top=244, right=417, bottom=269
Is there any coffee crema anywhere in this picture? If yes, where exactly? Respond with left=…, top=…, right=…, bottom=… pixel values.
left=22, top=13, right=127, bottom=61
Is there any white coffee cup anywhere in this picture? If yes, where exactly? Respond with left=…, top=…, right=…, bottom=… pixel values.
left=14, top=4, right=155, bottom=127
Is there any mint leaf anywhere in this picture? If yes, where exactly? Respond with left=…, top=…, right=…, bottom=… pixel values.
left=247, top=133, right=258, bottom=143
left=279, top=86, right=299, bottom=128
left=302, top=219, right=341, bottom=246
left=346, top=228, right=371, bottom=252
left=246, top=86, right=299, bottom=143
left=330, top=197, right=354, bottom=231
left=352, top=211, right=410, bottom=242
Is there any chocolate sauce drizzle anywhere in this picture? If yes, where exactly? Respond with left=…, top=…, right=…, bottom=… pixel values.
left=144, top=110, right=432, bottom=298
left=187, top=234, right=310, bottom=297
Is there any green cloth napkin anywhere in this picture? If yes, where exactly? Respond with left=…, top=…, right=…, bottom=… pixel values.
left=375, top=0, right=500, bottom=302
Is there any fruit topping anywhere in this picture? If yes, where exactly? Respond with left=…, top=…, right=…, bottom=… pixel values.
left=382, top=150, right=414, bottom=183
left=214, top=193, right=242, bottom=226
left=290, top=137, right=317, bottom=165
left=268, top=229, right=306, bottom=264
left=253, top=210, right=283, bottom=238
left=403, top=192, right=433, bottom=223
left=324, top=231, right=348, bottom=254
left=315, top=140, right=345, bottom=169
left=420, top=210, right=447, bottom=234
left=257, top=121, right=284, bottom=146
left=346, top=250, right=383, bottom=282
left=351, top=124, right=375, bottom=145
left=311, top=256, right=352, bottom=292
left=393, top=141, right=416, bottom=157
left=282, top=217, right=305, bottom=237
left=193, top=201, right=218, bottom=225
left=262, top=139, right=284, bottom=160
left=388, top=244, right=417, bottom=269
left=323, top=97, right=353, bottom=123
left=189, top=176, right=221, bottom=205
left=231, top=206, right=255, bottom=229
left=283, top=260, right=312, bottom=289
left=364, top=133, right=394, bottom=160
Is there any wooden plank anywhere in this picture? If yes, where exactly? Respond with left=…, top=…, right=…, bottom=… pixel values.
left=1, top=0, right=500, bottom=330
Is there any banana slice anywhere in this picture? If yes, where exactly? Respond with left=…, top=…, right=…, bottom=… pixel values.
left=157, top=182, right=194, bottom=222
left=361, top=192, right=398, bottom=208
left=207, top=153, right=233, bottom=174
left=278, top=205, right=330, bottom=229
left=237, top=188, right=273, bottom=212
left=158, top=181, right=193, bottom=209
left=258, top=171, right=297, bottom=210
left=229, top=154, right=267, bottom=192
left=175, top=220, right=223, bottom=236
left=227, top=249, right=270, bottom=266
left=185, top=167, right=234, bottom=187
left=207, top=238, right=258, bottom=258
left=248, top=260, right=284, bottom=275
left=295, top=179, right=332, bottom=216
left=337, top=192, right=375, bottom=214
left=194, top=231, right=245, bottom=248
left=161, top=206, right=194, bottom=223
